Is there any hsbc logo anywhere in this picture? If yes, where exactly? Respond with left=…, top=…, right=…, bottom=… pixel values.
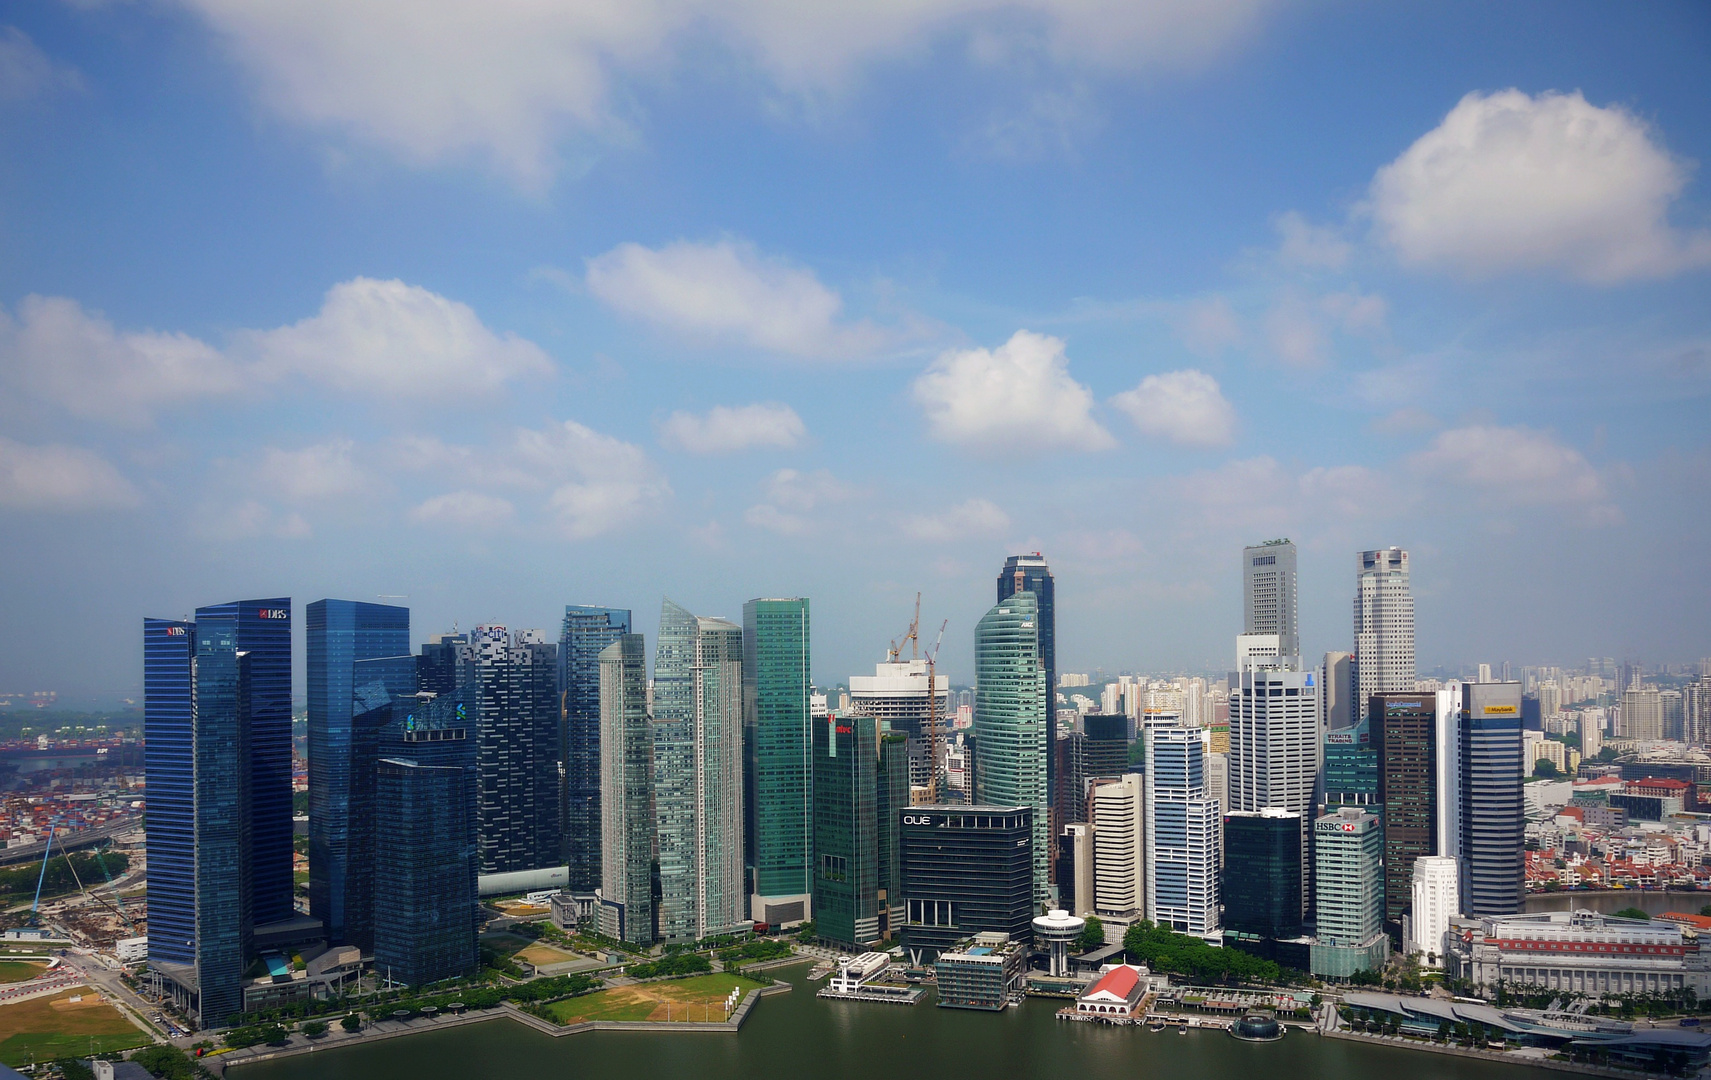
left=258, top=609, right=289, bottom=620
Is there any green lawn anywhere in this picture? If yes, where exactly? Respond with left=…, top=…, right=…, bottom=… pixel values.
left=0, top=961, right=46, bottom=984
left=544, top=973, right=764, bottom=1026
left=0, top=1030, right=150, bottom=1065
left=0, top=989, right=149, bottom=1067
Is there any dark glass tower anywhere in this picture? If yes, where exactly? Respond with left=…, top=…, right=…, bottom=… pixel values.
left=559, top=606, right=632, bottom=892
left=1323, top=714, right=1379, bottom=808
left=998, top=555, right=1056, bottom=844
left=144, top=619, right=196, bottom=971
left=463, top=626, right=562, bottom=876
left=1221, top=810, right=1303, bottom=939
left=743, top=598, right=811, bottom=923
left=1375, top=692, right=1436, bottom=929
left=812, top=713, right=880, bottom=948
left=1055, top=713, right=1128, bottom=828
left=1460, top=683, right=1524, bottom=916
left=306, top=599, right=410, bottom=947
left=416, top=632, right=465, bottom=696
left=898, top=805, right=1034, bottom=965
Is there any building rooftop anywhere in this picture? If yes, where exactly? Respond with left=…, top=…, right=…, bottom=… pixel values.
left=1083, top=965, right=1140, bottom=1001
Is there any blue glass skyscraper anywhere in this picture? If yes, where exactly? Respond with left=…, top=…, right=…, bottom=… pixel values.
left=307, top=599, right=410, bottom=948
left=143, top=619, right=195, bottom=969
left=998, top=555, right=1057, bottom=843
left=559, top=606, right=632, bottom=892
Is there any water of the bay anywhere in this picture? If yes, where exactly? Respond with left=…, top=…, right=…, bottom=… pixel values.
left=235, top=963, right=1558, bottom=1080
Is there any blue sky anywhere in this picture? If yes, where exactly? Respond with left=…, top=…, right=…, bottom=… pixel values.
left=1, top=1, right=1707, bottom=701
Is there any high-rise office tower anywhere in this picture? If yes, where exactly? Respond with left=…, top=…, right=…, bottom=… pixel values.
left=1055, top=714, right=1128, bottom=829
left=1580, top=710, right=1603, bottom=758
left=559, top=606, right=632, bottom=892
left=898, top=805, right=1035, bottom=965
left=998, top=554, right=1056, bottom=825
left=1322, top=716, right=1378, bottom=808
left=1091, top=774, right=1145, bottom=919
left=653, top=600, right=746, bottom=941
left=1321, top=652, right=1354, bottom=730
left=597, top=634, right=654, bottom=946
left=1312, top=807, right=1388, bottom=977
left=743, top=598, right=812, bottom=926
left=1243, top=540, right=1299, bottom=664
left=1144, top=721, right=1220, bottom=935
left=1375, top=692, right=1436, bottom=929
left=1433, top=683, right=1463, bottom=864
left=973, top=592, right=1050, bottom=905
left=373, top=688, right=481, bottom=987
left=415, top=632, right=465, bottom=696
left=848, top=656, right=950, bottom=793
left=1060, top=822, right=1094, bottom=918
left=306, top=599, right=411, bottom=948
left=1622, top=687, right=1665, bottom=742
left=143, top=599, right=293, bottom=1026
left=462, top=626, right=562, bottom=879
left=1407, top=855, right=1459, bottom=967
left=1229, top=635, right=1319, bottom=916
left=1353, top=547, right=1415, bottom=707
left=810, top=713, right=908, bottom=947
left=1460, top=682, right=1524, bottom=916
left=1222, top=809, right=1303, bottom=940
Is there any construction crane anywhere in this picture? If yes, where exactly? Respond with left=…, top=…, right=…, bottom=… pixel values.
left=28, top=818, right=62, bottom=927
left=91, top=846, right=137, bottom=933
left=924, top=619, right=948, bottom=804
left=887, top=593, right=921, bottom=663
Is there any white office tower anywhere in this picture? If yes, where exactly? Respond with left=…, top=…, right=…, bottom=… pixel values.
left=848, top=657, right=951, bottom=791
left=1478, top=664, right=1492, bottom=684
left=1145, top=721, right=1220, bottom=936
left=1353, top=547, right=1416, bottom=708
left=1205, top=751, right=1228, bottom=812
left=1244, top=540, right=1299, bottom=664
left=1321, top=652, right=1354, bottom=731
left=1408, top=856, right=1460, bottom=966
left=1579, top=710, right=1603, bottom=759
left=1230, top=635, right=1320, bottom=916
left=1092, top=774, right=1145, bottom=919
left=1434, top=682, right=1464, bottom=863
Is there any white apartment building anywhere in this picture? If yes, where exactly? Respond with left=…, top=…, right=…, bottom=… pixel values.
left=1092, top=774, right=1145, bottom=919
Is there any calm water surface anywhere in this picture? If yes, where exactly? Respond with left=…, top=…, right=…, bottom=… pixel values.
left=1525, top=890, right=1710, bottom=915
left=235, top=963, right=1558, bottom=1080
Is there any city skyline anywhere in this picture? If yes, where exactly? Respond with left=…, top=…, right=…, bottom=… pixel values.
left=2, top=4, right=1709, bottom=702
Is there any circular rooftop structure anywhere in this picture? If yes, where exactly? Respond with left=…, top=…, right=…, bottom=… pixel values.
left=1229, top=1011, right=1285, bottom=1042
left=1032, top=909, right=1086, bottom=941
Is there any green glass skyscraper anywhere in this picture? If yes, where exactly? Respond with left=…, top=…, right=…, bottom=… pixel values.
left=810, top=713, right=909, bottom=948
left=743, top=597, right=812, bottom=927
left=973, top=592, right=1049, bottom=906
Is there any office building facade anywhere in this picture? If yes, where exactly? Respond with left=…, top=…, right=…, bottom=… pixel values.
left=1145, top=721, right=1220, bottom=935
left=1460, top=682, right=1524, bottom=916
left=1353, top=547, right=1415, bottom=707
left=1091, top=774, right=1145, bottom=919
left=462, top=626, right=562, bottom=878
left=559, top=606, right=632, bottom=892
left=1322, top=716, right=1378, bottom=808
left=1056, top=714, right=1128, bottom=829
left=811, top=714, right=908, bottom=947
left=1312, top=807, right=1388, bottom=977
left=974, top=592, right=1050, bottom=904
left=1407, top=855, right=1459, bottom=967
left=1243, top=539, right=1299, bottom=663
left=1229, top=646, right=1318, bottom=916
left=306, top=599, right=410, bottom=948
left=597, top=634, right=654, bottom=945
left=899, top=805, right=1034, bottom=964
left=1321, top=651, right=1355, bottom=730
left=743, top=597, right=813, bottom=926
left=1222, top=809, right=1303, bottom=939
left=1375, top=692, right=1436, bottom=929
left=848, top=657, right=950, bottom=794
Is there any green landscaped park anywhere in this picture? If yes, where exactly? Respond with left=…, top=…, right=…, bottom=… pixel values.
left=0, top=988, right=150, bottom=1067
left=542, top=973, right=764, bottom=1025
left=0, top=962, right=47, bottom=984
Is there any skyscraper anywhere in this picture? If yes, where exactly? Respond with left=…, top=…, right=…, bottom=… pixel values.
left=415, top=632, right=465, bottom=696
left=998, top=554, right=1056, bottom=819
left=1408, top=855, right=1459, bottom=967
left=1222, top=809, right=1303, bottom=940
left=898, top=805, right=1035, bottom=965
left=1375, top=692, right=1436, bottom=930
left=810, top=714, right=908, bottom=947
left=1622, top=687, right=1665, bottom=742
left=1321, top=651, right=1354, bottom=730
left=1091, top=774, right=1144, bottom=919
left=848, top=656, right=950, bottom=793
left=1229, top=635, right=1319, bottom=916
left=1321, top=716, right=1378, bottom=808
left=1311, top=807, right=1388, bottom=978
left=1145, top=721, right=1220, bottom=935
left=1243, top=539, right=1299, bottom=663
left=463, top=626, right=562, bottom=880
left=598, top=634, right=654, bottom=946
left=1353, top=547, right=1415, bottom=707
left=559, top=606, right=632, bottom=892
left=1056, top=714, right=1128, bottom=829
left=743, top=597, right=812, bottom=926
left=653, top=600, right=746, bottom=941
left=306, top=599, right=410, bottom=948
left=1460, top=682, right=1524, bottom=916
left=143, top=599, right=294, bottom=1027
left=973, top=592, right=1050, bottom=905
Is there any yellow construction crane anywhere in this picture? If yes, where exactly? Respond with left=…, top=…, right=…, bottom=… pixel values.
left=888, top=593, right=921, bottom=663
left=924, top=618, right=948, bottom=804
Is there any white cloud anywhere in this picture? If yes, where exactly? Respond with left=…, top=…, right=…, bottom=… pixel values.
left=1174, top=296, right=1243, bottom=357
left=1273, top=210, right=1351, bottom=269
left=912, top=330, right=1114, bottom=452
left=1110, top=369, right=1235, bottom=448
left=0, top=437, right=140, bottom=511
left=171, top=1, right=1271, bottom=184
left=1320, top=289, right=1387, bottom=335
left=409, top=490, right=516, bottom=528
left=586, top=240, right=888, bottom=358
left=513, top=420, right=671, bottom=538
left=1370, top=89, right=1711, bottom=283
left=743, top=467, right=855, bottom=535
left=743, top=503, right=810, bottom=535
left=0, top=26, right=82, bottom=101
left=659, top=402, right=806, bottom=453
left=192, top=499, right=312, bottom=541
left=247, top=277, right=553, bottom=398
left=900, top=497, right=1011, bottom=542
left=0, top=295, right=244, bottom=425
left=1407, top=424, right=1610, bottom=510
left=1262, top=296, right=1327, bottom=368
left=256, top=439, right=371, bottom=500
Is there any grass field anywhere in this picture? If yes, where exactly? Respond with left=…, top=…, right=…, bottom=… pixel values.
left=516, top=943, right=579, bottom=967
left=0, top=962, right=46, bottom=985
left=0, top=988, right=149, bottom=1066
left=543, top=973, right=764, bottom=1025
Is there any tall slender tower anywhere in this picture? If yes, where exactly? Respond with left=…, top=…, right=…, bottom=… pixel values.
left=598, top=634, right=654, bottom=945
left=462, top=627, right=562, bottom=878
left=998, top=555, right=1056, bottom=820
left=743, top=598, right=812, bottom=926
left=1460, top=682, right=1524, bottom=916
left=306, top=599, right=410, bottom=948
left=1144, top=720, right=1220, bottom=935
left=1243, top=539, right=1299, bottom=664
left=559, top=606, right=632, bottom=892
left=1229, top=633, right=1319, bottom=918
left=1353, top=548, right=1416, bottom=709
left=974, top=592, right=1050, bottom=906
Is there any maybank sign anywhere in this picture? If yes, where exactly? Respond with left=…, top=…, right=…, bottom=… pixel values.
left=1483, top=704, right=1518, bottom=715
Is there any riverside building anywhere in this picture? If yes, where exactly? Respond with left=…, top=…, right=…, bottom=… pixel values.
left=1446, top=910, right=1711, bottom=997
left=811, top=713, right=908, bottom=948
left=559, top=606, right=632, bottom=893
left=1144, top=720, right=1220, bottom=936
left=898, top=805, right=1034, bottom=965
left=973, top=592, right=1050, bottom=904
left=1312, top=807, right=1388, bottom=978
left=744, top=598, right=813, bottom=927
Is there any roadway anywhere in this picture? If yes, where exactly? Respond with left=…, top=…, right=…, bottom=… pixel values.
left=0, top=816, right=142, bottom=867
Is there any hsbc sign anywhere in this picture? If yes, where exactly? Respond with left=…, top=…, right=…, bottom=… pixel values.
left=257, top=609, right=289, bottom=620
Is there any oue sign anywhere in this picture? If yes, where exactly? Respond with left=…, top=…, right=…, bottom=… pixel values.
left=258, top=609, right=289, bottom=620
left=902, top=815, right=935, bottom=826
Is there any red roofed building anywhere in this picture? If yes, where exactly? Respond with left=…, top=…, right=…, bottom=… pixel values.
left=1658, top=913, right=1711, bottom=932
left=1077, top=964, right=1146, bottom=1017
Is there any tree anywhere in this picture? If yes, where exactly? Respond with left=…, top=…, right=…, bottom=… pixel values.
left=1078, top=916, right=1105, bottom=952
left=301, top=1020, right=327, bottom=1037
left=1614, top=908, right=1651, bottom=921
left=1532, top=759, right=1560, bottom=779
left=340, top=1014, right=362, bottom=1032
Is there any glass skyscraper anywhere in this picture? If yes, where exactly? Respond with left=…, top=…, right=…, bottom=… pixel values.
left=1460, top=682, right=1524, bottom=916
left=1145, top=720, right=1220, bottom=935
left=306, top=599, right=410, bottom=948
left=973, top=592, right=1049, bottom=905
left=463, top=626, right=561, bottom=877
left=1375, top=691, right=1436, bottom=929
left=743, top=597, right=811, bottom=925
left=143, top=619, right=195, bottom=971
left=810, top=714, right=908, bottom=948
left=559, top=606, right=632, bottom=892
left=598, top=634, right=654, bottom=945
left=997, top=555, right=1056, bottom=822
left=1322, top=714, right=1379, bottom=807
left=1222, top=809, right=1303, bottom=939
